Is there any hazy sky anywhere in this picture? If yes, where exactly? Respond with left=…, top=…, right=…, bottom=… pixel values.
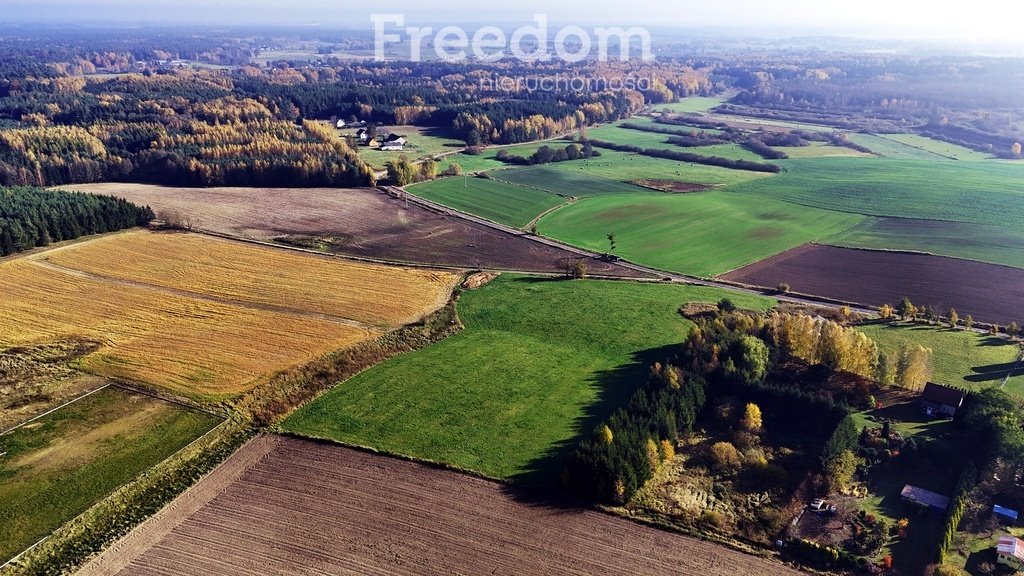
left=1, top=0, right=1020, bottom=40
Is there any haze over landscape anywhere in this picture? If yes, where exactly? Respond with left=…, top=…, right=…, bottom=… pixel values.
left=2, top=0, right=1021, bottom=41
left=1, top=2, right=1023, bottom=576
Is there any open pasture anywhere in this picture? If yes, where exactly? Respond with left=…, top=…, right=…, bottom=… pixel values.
left=409, top=176, right=565, bottom=228
left=721, top=244, right=1024, bottom=326
left=856, top=322, right=1024, bottom=394
left=64, top=184, right=644, bottom=277
left=829, top=216, right=1024, bottom=270
left=537, top=192, right=864, bottom=277
left=491, top=165, right=654, bottom=197
left=724, top=157, right=1024, bottom=228
left=0, top=231, right=458, bottom=399
left=283, top=276, right=773, bottom=481
left=0, top=386, right=219, bottom=563
left=548, top=148, right=771, bottom=187
left=76, top=435, right=804, bottom=576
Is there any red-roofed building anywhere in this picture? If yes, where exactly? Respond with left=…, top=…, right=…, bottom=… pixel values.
left=997, top=535, right=1024, bottom=570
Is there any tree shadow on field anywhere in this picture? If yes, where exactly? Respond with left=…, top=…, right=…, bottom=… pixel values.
left=501, top=343, right=682, bottom=507
left=966, top=361, right=1024, bottom=383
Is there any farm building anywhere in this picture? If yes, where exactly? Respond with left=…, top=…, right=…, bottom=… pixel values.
left=335, top=119, right=346, bottom=128
left=919, top=382, right=965, bottom=417
left=995, top=505, right=1020, bottom=525
left=355, top=128, right=369, bottom=142
left=380, top=135, right=407, bottom=152
left=900, top=485, right=950, bottom=512
left=997, top=535, right=1024, bottom=570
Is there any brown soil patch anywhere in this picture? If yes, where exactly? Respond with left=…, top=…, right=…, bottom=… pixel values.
left=630, top=179, right=714, bottom=193
left=79, top=435, right=806, bottom=576
left=722, top=244, right=1024, bottom=326
left=60, top=183, right=648, bottom=278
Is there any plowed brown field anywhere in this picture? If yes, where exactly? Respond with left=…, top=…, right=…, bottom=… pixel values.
left=77, top=435, right=804, bottom=576
left=60, top=183, right=646, bottom=277
left=721, top=244, right=1024, bottom=325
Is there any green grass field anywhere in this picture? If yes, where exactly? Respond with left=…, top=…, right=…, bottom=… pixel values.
left=870, top=133, right=993, bottom=162
left=650, top=96, right=728, bottom=114
left=856, top=321, right=1024, bottom=394
left=829, top=217, right=1024, bottom=269
left=0, top=386, right=219, bottom=562
left=845, top=134, right=956, bottom=161
left=282, top=276, right=774, bottom=482
left=724, top=157, right=1024, bottom=228
left=491, top=165, right=655, bottom=197
left=537, top=192, right=865, bottom=276
left=775, top=142, right=872, bottom=159
left=409, top=176, right=566, bottom=228
left=436, top=140, right=577, bottom=174
left=540, top=148, right=771, bottom=187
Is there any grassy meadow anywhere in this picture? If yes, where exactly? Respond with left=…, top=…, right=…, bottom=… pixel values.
left=0, top=386, right=220, bottom=562
left=537, top=192, right=865, bottom=276
left=856, top=321, right=1024, bottom=394
left=409, top=176, right=566, bottom=228
left=283, top=275, right=774, bottom=481
left=829, top=217, right=1024, bottom=270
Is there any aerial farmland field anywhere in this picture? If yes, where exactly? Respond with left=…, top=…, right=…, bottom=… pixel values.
left=537, top=192, right=865, bottom=277
left=0, top=230, right=459, bottom=399
left=409, top=176, right=566, bottom=228
left=721, top=244, right=1024, bottom=326
left=490, top=165, right=655, bottom=196
left=283, top=275, right=773, bottom=481
left=76, top=435, right=805, bottom=576
left=64, top=184, right=645, bottom=277
left=0, top=386, right=220, bottom=563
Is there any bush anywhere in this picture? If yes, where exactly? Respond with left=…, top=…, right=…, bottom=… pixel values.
left=709, top=441, right=742, bottom=473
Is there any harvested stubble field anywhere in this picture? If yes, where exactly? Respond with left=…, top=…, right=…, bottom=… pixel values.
left=60, top=183, right=644, bottom=277
left=0, top=231, right=458, bottom=399
left=721, top=244, right=1024, bottom=326
left=40, top=230, right=456, bottom=327
left=77, top=435, right=805, bottom=576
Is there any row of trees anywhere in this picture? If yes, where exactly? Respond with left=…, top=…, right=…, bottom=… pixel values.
left=0, top=186, right=153, bottom=256
left=587, top=139, right=783, bottom=173
left=495, top=143, right=598, bottom=166
left=767, top=313, right=933, bottom=390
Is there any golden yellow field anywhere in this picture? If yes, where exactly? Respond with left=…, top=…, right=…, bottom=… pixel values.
left=0, top=231, right=460, bottom=399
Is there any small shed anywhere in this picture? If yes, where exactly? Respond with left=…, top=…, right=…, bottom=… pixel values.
left=900, top=484, right=950, bottom=512
left=998, top=535, right=1024, bottom=570
left=995, top=505, right=1020, bottom=524
left=920, top=382, right=965, bottom=417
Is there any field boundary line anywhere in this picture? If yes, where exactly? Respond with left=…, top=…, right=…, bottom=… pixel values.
left=188, top=226, right=467, bottom=274
left=1, top=404, right=227, bottom=570
left=523, top=197, right=577, bottom=231
left=74, top=433, right=278, bottom=576
left=0, top=383, right=111, bottom=436
left=26, top=257, right=378, bottom=331
left=864, top=132, right=960, bottom=161
left=107, top=380, right=226, bottom=419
